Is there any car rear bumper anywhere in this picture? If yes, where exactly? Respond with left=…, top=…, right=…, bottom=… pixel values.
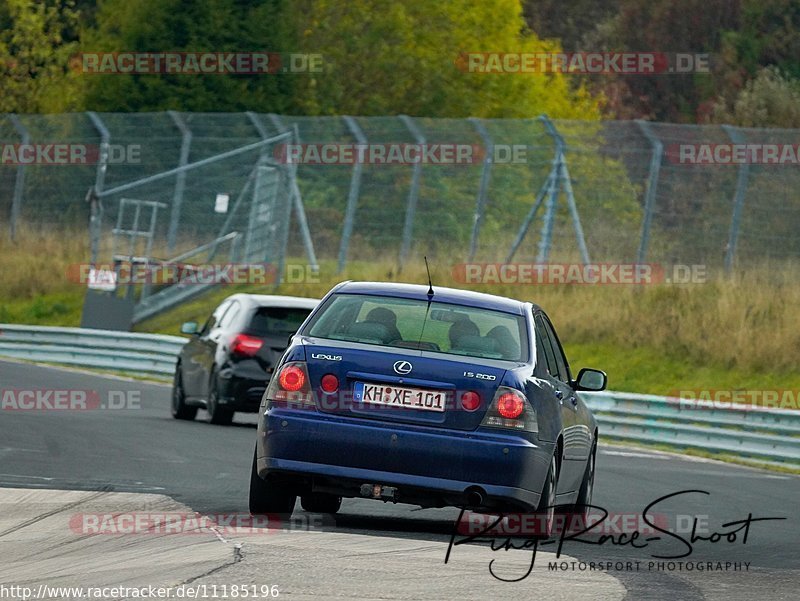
left=217, top=364, right=269, bottom=412
left=256, top=408, right=554, bottom=511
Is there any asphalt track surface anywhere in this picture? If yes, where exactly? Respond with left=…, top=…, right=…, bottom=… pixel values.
left=1, top=359, right=798, bottom=600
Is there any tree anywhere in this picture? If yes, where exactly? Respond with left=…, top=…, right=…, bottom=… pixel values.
left=284, top=0, right=601, bottom=118
left=522, top=0, right=618, bottom=52
left=0, top=0, right=82, bottom=113
left=82, top=0, right=296, bottom=112
left=712, top=66, right=800, bottom=127
left=578, top=0, right=742, bottom=122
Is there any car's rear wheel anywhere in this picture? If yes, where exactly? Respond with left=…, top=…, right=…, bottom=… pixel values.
left=249, top=448, right=297, bottom=515
left=533, top=455, right=557, bottom=538
left=573, top=444, right=596, bottom=523
left=207, top=372, right=234, bottom=426
left=171, top=365, right=197, bottom=421
left=559, top=443, right=596, bottom=534
left=301, top=493, right=342, bottom=514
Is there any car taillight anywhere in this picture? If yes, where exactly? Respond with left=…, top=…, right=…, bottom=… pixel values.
left=230, top=334, right=263, bottom=357
left=497, top=392, right=524, bottom=419
left=480, top=386, right=537, bottom=432
left=321, top=374, right=339, bottom=394
left=279, top=365, right=306, bottom=391
left=265, top=361, right=314, bottom=407
left=460, top=391, right=481, bottom=411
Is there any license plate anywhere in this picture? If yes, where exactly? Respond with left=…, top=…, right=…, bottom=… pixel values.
left=353, top=382, right=446, bottom=412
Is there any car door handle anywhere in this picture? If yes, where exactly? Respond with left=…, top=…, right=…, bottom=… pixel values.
left=554, top=389, right=564, bottom=400
left=569, top=396, right=578, bottom=407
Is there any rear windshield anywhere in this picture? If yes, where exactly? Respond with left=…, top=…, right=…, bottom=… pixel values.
left=304, top=293, right=528, bottom=362
left=246, top=307, right=312, bottom=337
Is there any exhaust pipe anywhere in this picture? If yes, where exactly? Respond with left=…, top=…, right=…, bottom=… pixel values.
left=465, top=487, right=484, bottom=507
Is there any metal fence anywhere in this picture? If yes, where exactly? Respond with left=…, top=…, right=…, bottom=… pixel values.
left=0, top=323, right=184, bottom=375
left=582, top=391, right=800, bottom=469
left=3, top=113, right=800, bottom=272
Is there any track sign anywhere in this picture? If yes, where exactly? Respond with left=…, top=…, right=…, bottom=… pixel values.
left=214, top=193, right=230, bottom=214
left=88, top=268, right=117, bottom=291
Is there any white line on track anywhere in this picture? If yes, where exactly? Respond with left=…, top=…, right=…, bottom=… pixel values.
left=0, top=357, right=171, bottom=386
left=600, top=446, right=793, bottom=478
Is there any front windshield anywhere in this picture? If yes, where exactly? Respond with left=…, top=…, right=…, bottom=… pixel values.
left=305, top=293, right=528, bottom=362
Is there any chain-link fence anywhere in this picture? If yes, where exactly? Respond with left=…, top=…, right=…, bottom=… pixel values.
left=2, top=112, right=799, bottom=272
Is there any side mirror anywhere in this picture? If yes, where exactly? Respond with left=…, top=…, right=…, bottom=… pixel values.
left=180, top=321, right=199, bottom=335
left=574, top=368, right=607, bottom=391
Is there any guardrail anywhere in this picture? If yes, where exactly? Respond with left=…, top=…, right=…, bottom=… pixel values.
left=0, top=324, right=797, bottom=468
left=581, top=391, right=800, bottom=469
left=0, top=324, right=185, bottom=376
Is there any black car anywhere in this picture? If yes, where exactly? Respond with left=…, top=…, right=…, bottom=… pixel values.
left=171, top=294, right=319, bottom=425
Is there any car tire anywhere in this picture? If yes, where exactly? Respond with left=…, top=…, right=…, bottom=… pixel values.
left=533, top=454, right=557, bottom=538
left=301, top=493, right=342, bottom=514
left=249, top=448, right=297, bottom=516
left=573, top=444, right=596, bottom=524
left=171, top=364, right=197, bottom=421
left=207, top=371, right=234, bottom=426
left=558, top=443, right=596, bottom=534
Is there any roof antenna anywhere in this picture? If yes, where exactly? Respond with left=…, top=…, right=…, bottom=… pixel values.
left=424, top=256, right=435, bottom=299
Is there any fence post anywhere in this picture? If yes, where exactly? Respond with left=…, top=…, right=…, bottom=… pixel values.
left=8, top=115, right=29, bottom=241
left=468, top=118, right=493, bottom=261
left=723, top=125, right=749, bottom=273
left=559, top=156, right=591, bottom=264
left=167, top=111, right=192, bottom=252
left=339, top=116, right=367, bottom=272
left=506, top=116, right=561, bottom=262
left=398, top=115, right=424, bottom=268
left=266, top=114, right=318, bottom=271
left=536, top=116, right=563, bottom=263
left=87, top=112, right=110, bottom=265
left=87, top=112, right=110, bottom=196
left=267, top=114, right=293, bottom=139
left=247, top=111, right=273, bottom=155
left=635, top=120, right=663, bottom=263
left=506, top=168, right=553, bottom=262
left=209, top=167, right=257, bottom=262
left=543, top=118, right=590, bottom=264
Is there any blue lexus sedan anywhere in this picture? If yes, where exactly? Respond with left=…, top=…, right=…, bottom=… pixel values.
left=250, top=281, right=606, bottom=535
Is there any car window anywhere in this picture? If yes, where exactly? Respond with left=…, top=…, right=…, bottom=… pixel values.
left=305, top=293, right=528, bottom=362
left=218, top=300, right=241, bottom=329
left=199, top=300, right=232, bottom=335
left=246, top=307, right=312, bottom=337
left=534, top=315, right=559, bottom=377
left=540, top=314, right=571, bottom=383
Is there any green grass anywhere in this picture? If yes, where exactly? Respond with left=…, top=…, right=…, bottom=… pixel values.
left=0, top=292, right=83, bottom=326
left=564, top=342, right=800, bottom=396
